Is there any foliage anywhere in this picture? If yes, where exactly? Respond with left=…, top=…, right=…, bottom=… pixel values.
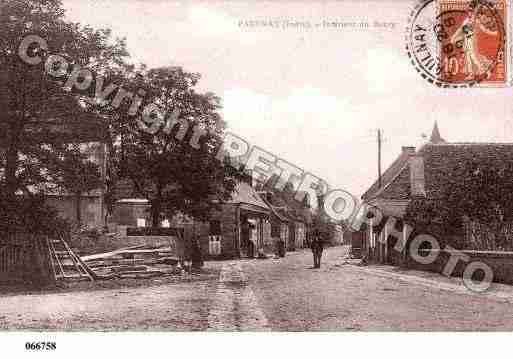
left=119, top=66, right=241, bottom=225
left=56, top=146, right=102, bottom=197
left=0, top=1, right=245, bottom=285
left=0, top=0, right=126, bottom=285
left=80, top=63, right=147, bottom=217
left=0, top=194, right=68, bottom=236
left=311, top=191, right=343, bottom=244
left=403, top=198, right=448, bottom=244
left=49, top=144, right=102, bottom=224
left=0, top=194, right=68, bottom=287
left=443, top=160, right=513, bottom=224
left=0, top=0, right=128, bottom=199
left=404, top=160, right=513, bottom=248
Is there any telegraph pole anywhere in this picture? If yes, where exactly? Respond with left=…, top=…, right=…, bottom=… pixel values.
left=378, top=129, right=382, bottom=189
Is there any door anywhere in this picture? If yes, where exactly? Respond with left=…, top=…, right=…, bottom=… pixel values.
left=209, top=235, right=222, bottom=256
left=248, top=219, right=258, bottom=257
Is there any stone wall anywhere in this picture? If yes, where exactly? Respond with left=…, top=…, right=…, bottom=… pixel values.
left=406, top=249, right=513, bottom=285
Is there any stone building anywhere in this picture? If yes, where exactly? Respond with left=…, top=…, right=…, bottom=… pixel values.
left=258, top=185, right=312, bottom=251
left=111, top=180, right=273, bottom=259
left=360, top=122, right=513, bottom=264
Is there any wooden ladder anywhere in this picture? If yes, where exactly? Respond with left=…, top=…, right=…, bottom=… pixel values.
left=47, top=235, right=94, bottom=282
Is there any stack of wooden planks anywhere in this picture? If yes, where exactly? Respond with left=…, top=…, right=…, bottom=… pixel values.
left=81, top=245, right=183, bottom=279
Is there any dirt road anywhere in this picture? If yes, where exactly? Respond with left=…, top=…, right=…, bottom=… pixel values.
left=2, top=246, right=513, bottom=330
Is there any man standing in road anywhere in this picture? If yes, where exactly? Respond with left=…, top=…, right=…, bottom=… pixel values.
left=191, top=236, right=204, bottom=272
left=311, top=230, right=324, bottom=268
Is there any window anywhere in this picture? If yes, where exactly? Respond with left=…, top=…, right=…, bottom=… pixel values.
left=210, top=220, right=221, bottom=235
left=136, top=218, right=146, bottom=228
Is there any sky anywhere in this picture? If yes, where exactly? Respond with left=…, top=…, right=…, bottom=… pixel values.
left=62, top=0, right=513, bottom=197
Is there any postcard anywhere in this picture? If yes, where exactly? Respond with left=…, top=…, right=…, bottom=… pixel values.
left=1, top=0, right=513, bottom=357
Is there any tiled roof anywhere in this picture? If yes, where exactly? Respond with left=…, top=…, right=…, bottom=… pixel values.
left=363, top=142, right=513, bottom=202
left=361, top=149, right=412, bottom=201
left=257, top=186, right=313, bottom=223
left=228, top=182, right=270, bottom=211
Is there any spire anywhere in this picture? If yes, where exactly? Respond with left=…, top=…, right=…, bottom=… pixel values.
left=430, top=121, right=445, bottom=144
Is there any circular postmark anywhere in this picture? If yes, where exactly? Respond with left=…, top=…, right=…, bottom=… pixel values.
left=406, top=0, right=506, bottom=87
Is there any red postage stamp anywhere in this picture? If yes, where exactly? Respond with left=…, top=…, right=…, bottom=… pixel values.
left=437, top=0, right=507, bottom=86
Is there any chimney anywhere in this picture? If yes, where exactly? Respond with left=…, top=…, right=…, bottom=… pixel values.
left=409, top=154, right=426, bottom=197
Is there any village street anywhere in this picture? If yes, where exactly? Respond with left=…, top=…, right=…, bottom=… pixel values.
left=2, top=246, right=513, bottom=331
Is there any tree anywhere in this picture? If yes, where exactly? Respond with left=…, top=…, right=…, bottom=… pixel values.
left=0, top=192, right=66, bottom=287
left=120, top=66, right=241, bottom=226
left=0, top=0, right=128, bottom=201
left=83, top=64, right=148, bottom=222
left=0, top=0, right=127, bottom=286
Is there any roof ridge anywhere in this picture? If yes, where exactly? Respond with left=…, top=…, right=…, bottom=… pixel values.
left=366, top=161, right=410, bottom=201
left=361, top=150, right=411, bottom=200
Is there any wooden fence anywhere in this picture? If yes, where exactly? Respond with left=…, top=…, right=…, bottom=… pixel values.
left=0, top=233, right=53, bottom=285
left=0, top=244, right=24, bottom=275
